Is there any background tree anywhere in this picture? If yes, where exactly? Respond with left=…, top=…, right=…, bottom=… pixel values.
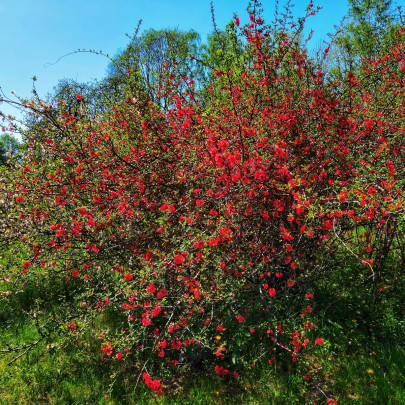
left=326, top=0, right=401, bottom=77
left=39, top=28, right=203, bottom=123
left=105, top=27, right=203, bottom=107
left=0, top=133, right=21, bottom=166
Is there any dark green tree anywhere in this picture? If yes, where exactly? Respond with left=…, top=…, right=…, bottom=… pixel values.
left=105, top=28, right=203, bottom=106
left=0, top=133, right=21, bottom=166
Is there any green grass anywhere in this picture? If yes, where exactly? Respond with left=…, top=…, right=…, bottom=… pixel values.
left=1, top=318, right=404, bottom=404
left=332, top=342, right=405, bottom=404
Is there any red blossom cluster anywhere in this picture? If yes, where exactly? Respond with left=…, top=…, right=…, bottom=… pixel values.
left=143, top=372, right=162, bottom=396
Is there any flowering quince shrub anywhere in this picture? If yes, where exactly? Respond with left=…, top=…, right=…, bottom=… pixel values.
left=1, top=2, right=404, bottom=402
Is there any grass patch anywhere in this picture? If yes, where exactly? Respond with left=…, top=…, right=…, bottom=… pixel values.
left=1, top=319, right=404, bottom=404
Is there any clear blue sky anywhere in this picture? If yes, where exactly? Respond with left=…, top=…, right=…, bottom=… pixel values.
left=0, top=0, right=349, bottom=122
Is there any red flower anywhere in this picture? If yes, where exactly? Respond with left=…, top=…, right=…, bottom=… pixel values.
left=235, top=314, right=245, bottom=323
left=218, top=139, right=228, bottom=151
left=116, top=351, right=123, bottom=360
left=195, top=199, right=205, bottom=207
left=315, top=338, right=324, bottom=345
left=216, top=324, right=225, bottom=332
left=287, top=280, right=295, bottom=287
left=174, top=254, right=185, bottom=264
left=268, top=288, right=276, bottom=297
left=146, top=284, right=156, bottom=294
left=152, top=306, right=161, bottom=317
left=208, top=238, right=219, bottom=246
left=215, top=365, right=229, bottom=375
left=143, top=373, right=162, bottom=395
left=23, top=261, right=31, bottom=268
left=100, top=341, right=113, bottom=356
left=76, top=94, right=83, bottom=101
left=124, top=273, right=133, bottom=281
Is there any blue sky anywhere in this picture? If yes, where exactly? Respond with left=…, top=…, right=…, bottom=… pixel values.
left=0, top=0, right=349, bottom=123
